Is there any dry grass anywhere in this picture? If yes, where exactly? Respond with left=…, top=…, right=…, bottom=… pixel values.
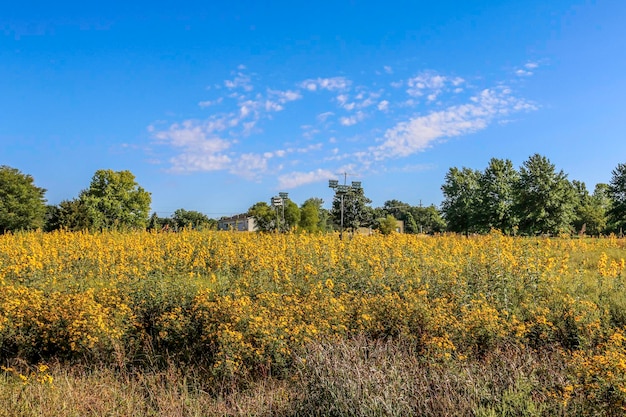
left=0, top=362, right=295, bottom=417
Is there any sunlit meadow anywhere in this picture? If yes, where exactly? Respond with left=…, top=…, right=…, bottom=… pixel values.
left=1, top=230, right=625, bottom=415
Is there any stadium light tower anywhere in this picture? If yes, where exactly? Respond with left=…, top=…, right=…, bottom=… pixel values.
left=329, top=174, right=361, bottom=240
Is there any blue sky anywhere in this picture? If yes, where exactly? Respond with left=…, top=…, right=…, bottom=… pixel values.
left=2, top=1, right=625, bottom=217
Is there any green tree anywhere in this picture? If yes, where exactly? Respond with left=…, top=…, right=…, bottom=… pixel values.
left=382, top=200, right=411, bottom=221
left=571, top=181, right=609, bottom=236
left=283, top=199, right=301, bottom=231
left=0, top=166, right=47, bottom=233
left=476, top=158, right=519, bottom=234
left=248, top=201, right=277, bottom=232
left=378, top=214, right=399, bottom=235
left=608, top=163, right=626, bottom=234
left=410, top=205, right=446, bottom=234
left=331, top=187, right=373, bottom=233
left=171, top=209, right=216, bottom=230
left=441, top=167, right=481, bottom=235
left=48, top=199, right=93, bottom=231
left=514, top=154, right=576, bottom=235
left=404, top=211, right=419, bottom=234
left=299, top=198, right=322, bottom=233
left=79, top=169, right=152, bottom=230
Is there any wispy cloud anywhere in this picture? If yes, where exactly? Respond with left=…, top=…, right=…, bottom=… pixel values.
left=224, top=71, right=253, bottom=91
left=300, top=77, right=351, bottom=92
left=150, top=119, right=233, bottom=172
left=151, top=63, right=539, bottom=188
left=339, top=111, right=366, bottom=126
left=406, top=72, right=465, bottom=102
left=515, top=61, right=540, bottom=77
left=278, top=168, right=336, bottom=189
left=370, top=87, right=536, bottom=160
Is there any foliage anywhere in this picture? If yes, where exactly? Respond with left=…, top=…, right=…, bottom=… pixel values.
left=476, top=158, right=519, bottom=234
left=330, top=186, right=373, bottom=232
left=282, top=199, right=300, bottom=231
left=299, top=198, right=322, bottom=233
left=78, top=169, right=151, bottom=230
left=608, top=162, right=626, bottom=233
left=377, top=214, right=399, bottom=235
left=411, top=205, right=446, bottom=234
left=0, top=166, right=47, bottom=233
left=248, top=201, right=277, bottom=232
left=46, top=199, right=93, bottom=231
left=514, top=154, right=576, bottom=235
left=172, top=209, right=216, bottom=230
left=441, top=167, right=481, bottom=234
left=572, top=181, right=609, bottom=236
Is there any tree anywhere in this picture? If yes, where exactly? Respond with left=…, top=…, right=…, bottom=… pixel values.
left=300, top=198, right=322, bottom=233
left=79, top=170, right=151, bottom=230
left=331, top=187, right=373, bottom=233
left=441, top=167, right=481, bottom=235
left=248, top=201, right=277, bottom=232
left=0, top=166, right=47, bottom=233
left=514, top=154, right=576, bottom=235
left=571, top=181, right=609, bottom=236
left=283, top=199, right=301, bottom=231
left=378, top=214, right=399, bottom=235
left=171, top=209, right=216, bottom=230
left=48, top=199, right=93, bottom=231
left=608, top=163, right=626, bottom=234
left=404, top=211, right=419, bottom=234
left=476, top=158, right=519, bottom=234
left=382, top=200, right=411, bottom=221
left=410, top=205, right=446, bottom=234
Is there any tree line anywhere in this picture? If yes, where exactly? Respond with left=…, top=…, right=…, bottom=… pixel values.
left=440, top=154, right=626, bottom=236
left=0, top=167, right=214, bottom=233
left=1, top=155, right=625, bottom=235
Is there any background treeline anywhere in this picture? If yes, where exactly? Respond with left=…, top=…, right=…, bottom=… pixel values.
left=441, top=154, right=626, bottom=236
left=1, top=153, right=625, bottom=236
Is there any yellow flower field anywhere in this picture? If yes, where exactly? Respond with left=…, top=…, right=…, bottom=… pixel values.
left=1, top=230, right=625, bottom=414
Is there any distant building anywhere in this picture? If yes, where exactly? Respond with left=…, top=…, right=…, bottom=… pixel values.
left=217, top=214, right=257, bottom=231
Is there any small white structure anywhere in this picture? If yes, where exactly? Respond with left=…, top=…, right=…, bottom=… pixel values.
left=217, top=214, right=257, bottom=231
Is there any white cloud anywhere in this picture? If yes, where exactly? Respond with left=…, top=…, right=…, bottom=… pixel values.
left=515, top=69, right=533, bottom=77
left=152, top=65, right=538, bottom=185
left=405, top=72, right=463, bottom=101
left=224, top=71, right=253, bottom=91
left=383, top=65, right=393, bottom=74
left=317, top=111, right=334, bottom=122
left=339, top=111, right=365, bottom=126
left=153, top=120, right=233, bottom=172
left=516, top=62, right=540, bottom=77
left=264, top=100, right=284, bottom=112
left=299, top=76, right=351, bottom=92
left=268, top=89, right=302, bottom=103
left=371, top=87, right=535, bottom=160
left=198, top=97, right=223, bottom=108
left=231, top=153, right=269, bottom=179
left=278, top=168, right=336, bottom=189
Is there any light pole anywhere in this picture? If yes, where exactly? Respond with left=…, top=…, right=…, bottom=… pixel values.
left=271, top=196, right=282, bottom=233
left=329, top=175, right=362, bottom=240
left=279, top=192, right=289, bottom=232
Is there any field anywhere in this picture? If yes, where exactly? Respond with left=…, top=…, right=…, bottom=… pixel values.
left=1, top=230, right=625, bottom=416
